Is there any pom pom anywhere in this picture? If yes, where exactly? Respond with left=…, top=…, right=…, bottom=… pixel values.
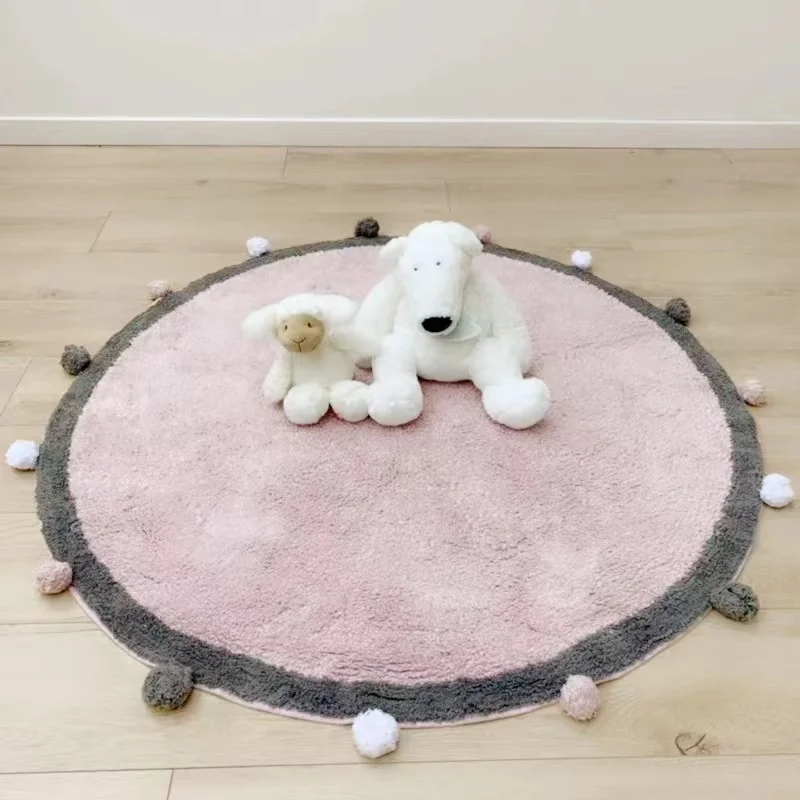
left=665, top=297, right=691, bottom=325
left=60, top=344, right=91, bottom=376
left=147, top=280, right=172, bottom=301
left=710, top=582, right=759, bottom=622
left=354, top=217, right=380, bottom=238
left=473, top=224, right=492, bottom=245
left=352, top=708, right=400, bottom=759
left=35, top=559, right=72, bottom=594
left=560, top=675, right=600, bottom=721
left=246, top=236, right=272, bottom=258
left=142, top=665, right=194, bottom=711
left=760, top=473, right=795, bottom=508
left=737, top=378, right=767, bottom=407
left=570, top=250, right=592, bottom=270
left=5, top=440, right=39, bottom=470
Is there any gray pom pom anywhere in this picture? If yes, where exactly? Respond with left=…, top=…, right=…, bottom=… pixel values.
left=60, top=345, right=91, bottom=376
left=665, top=297, right=691, bottom=325
left=354, top=217, right=380, bottom=238
left=142, top=664, right=194, bottom=710
left=710, top=582, right=759, bottom=622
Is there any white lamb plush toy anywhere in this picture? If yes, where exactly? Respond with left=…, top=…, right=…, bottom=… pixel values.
left=354, top=221, right=550, bottom=429
left=243, top=293, right=376, bottom=425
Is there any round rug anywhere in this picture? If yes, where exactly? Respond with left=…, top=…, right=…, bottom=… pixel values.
left=37, top=237, right=761, bottom=725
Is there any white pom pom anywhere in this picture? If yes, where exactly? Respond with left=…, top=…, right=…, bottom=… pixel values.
left=352, top=709, right=399, bottom=759
left=571, top=250, right=593, bottom=270
left=246, top=237, right=272, bottom=258
left=760, top=473, right=795, bottom=508
left=5, top=440, right=40, bottom=471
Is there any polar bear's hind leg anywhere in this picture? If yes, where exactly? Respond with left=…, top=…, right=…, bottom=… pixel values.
left=469, top=338, right=550, bottom=429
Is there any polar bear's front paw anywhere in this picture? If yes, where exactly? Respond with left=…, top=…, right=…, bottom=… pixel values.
left=482, top=378, right=550, bottom=430
left=368, top=378, right=423, bottom=427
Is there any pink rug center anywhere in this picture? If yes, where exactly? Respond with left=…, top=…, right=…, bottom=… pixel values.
left=69, top=249, right=731, bottom=684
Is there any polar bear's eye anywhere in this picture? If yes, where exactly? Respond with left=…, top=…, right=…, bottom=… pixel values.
left=307, top=322, right=312, bottom=328
left=413, top=267, right=418, bottom=272
left=436, top=261, right=441, bottom=266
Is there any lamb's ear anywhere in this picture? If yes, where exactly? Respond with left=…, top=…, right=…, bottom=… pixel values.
left=379, top=236, right=408, bottom=264
left=444, top=222, right=483, bottom=257
left=242, top=304, right=279, bottom=340
left=316, top=294, right=358, bottom=328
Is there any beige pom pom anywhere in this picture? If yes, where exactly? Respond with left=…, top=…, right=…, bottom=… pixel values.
left=35, top=560, right=72, bottom=594
left=473, top=224, right=492, bottom=245
left=560, top=675, right=600, bottom=721
left=147, top=280, right=172, bottom=301
left=737, top=379, right=767, bottom=407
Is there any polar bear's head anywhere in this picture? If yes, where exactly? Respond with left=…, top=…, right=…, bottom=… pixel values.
left=380, top=221, right=483, bottom=336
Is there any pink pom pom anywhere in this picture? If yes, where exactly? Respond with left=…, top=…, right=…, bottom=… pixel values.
left=35, top=560, right=72, bottom=595
left=560, top=675, right=600, bottom=721
left=473, top=224, right=492, bottom=245
left=147, top=280, right=172, bottom=301
left=737, top=378, right=767, bottom=407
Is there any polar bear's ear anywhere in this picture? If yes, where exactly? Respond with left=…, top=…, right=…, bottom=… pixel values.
left=444, top=222, right=483, bottom=257
left=379, top=236, right=408, bottom=264
left=242, top=304, right=279, bottom=340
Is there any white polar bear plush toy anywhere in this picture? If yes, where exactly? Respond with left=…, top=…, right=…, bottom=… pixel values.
left=243, top=293, right=376, bottom=425
left=355, top=221, right=551, bottom=429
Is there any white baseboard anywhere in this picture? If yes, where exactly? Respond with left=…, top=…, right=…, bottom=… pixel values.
left=1, top=116, right=798, bottom=148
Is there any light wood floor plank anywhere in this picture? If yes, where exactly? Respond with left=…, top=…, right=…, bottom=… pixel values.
left=0, top=357, right=30, bottom=412
left=0, top=145, right=287, bottom=179
left=169, top=756, right=800, bottom=800
left=620, top=211, right=800, bottom=253
left=92, top=209, right=444, bottom=255
left=576, top=250, right=800, bottom=298
left=0, top=254, right=238, bottom=302
left=285, top=147, right=738, bottom=183
left=723, top=149, right=800, bottom=184
left=0, top=214, right=108, bottom=254
left=0, top=770, right=171, bottom=800
left=0, top=145, right=798, bottom=793
left=0, top=358, right=74, bottom=422
left=1, top=612, right=797, bottom=773
left=0, top=514, right=84, bottom=624
left=0, top=297, right=147, bottom=356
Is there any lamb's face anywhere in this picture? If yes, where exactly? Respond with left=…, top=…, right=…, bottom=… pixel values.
left=397, top=238, right=472, bottom=336
left=277, top=313, right=325, bottom=353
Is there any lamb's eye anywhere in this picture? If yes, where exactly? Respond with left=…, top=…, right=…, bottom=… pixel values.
left=283, top=324, right=288, bottom=331
left=436, top=261, right=441, bottom=266
left=307, top=322, right=312, bottom=328
left=413, top=267, right=419, bottom=272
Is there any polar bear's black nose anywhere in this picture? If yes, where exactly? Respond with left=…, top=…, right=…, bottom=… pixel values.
left=422, top=317, right=452, bottom=333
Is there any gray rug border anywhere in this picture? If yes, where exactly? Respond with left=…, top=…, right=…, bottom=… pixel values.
left=36, top=236, right=762, bottom=724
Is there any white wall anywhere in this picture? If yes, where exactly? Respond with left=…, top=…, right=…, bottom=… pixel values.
left=1, top=0, right=798, bottom=146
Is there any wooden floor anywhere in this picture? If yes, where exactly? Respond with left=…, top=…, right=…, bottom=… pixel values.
left=1, top=147, right=799, bottom=799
